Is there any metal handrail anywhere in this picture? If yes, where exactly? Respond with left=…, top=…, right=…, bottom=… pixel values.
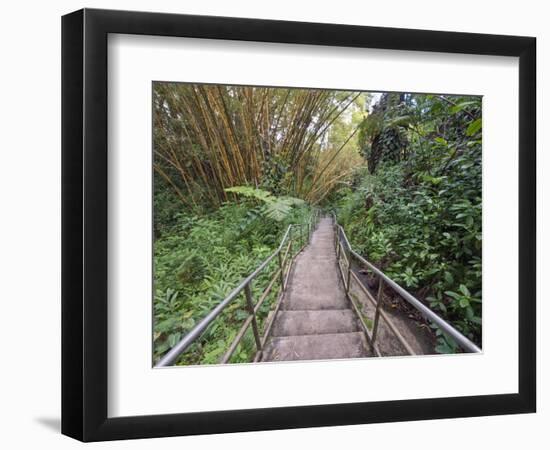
left=155, top=209, right=321, bottom=367
left=331, top=212, right=481, bottom=354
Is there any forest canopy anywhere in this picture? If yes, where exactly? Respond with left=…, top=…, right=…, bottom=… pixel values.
left=153, top=82, right=482, bottom=364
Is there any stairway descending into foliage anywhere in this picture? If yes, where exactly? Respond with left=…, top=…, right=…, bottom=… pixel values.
left=262, top=218, right=371, bottom=362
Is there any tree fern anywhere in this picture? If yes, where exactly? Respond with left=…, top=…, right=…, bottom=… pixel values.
left=225, top=186, right=305, bottom=222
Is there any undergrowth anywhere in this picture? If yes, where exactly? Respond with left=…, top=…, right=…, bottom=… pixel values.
left=153, top=199, right=312, bottom=365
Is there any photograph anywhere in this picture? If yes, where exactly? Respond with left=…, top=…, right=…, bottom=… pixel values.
left=152, top=82, right=482, bottom=367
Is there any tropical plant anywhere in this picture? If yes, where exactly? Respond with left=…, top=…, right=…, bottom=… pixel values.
left=224, top=186, right=305, bottom=222
left=153, top=200, right=312, bottom=365
left=334, top=93, right=482, bottom=350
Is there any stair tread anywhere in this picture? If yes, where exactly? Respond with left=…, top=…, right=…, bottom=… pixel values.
left=263, top=217, right=373, bottom=362
left=282, top=293, right=350, bottom=310
left=271, top=309, right=359, bottom=336
left=263, top=332, right=370, bottom=361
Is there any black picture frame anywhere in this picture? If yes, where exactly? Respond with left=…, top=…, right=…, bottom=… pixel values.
left=62, top=8, right=536, bottom=442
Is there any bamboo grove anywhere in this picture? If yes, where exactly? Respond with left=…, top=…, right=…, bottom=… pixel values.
left=153, top=83, right=364, bottom=209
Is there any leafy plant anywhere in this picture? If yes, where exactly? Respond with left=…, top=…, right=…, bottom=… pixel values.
left=225, top=186, right=305, bottom=222
left=332, top=93, right=482, bottom=350
left=153, top=200, right=313, bottom=365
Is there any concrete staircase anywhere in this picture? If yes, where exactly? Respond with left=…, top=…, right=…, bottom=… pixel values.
left=262, top=217, right=371, bottom=362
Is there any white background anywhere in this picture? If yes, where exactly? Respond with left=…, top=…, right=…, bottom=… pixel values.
left=109, top=35, right=518, bottom=417
left=0, top=0, right=546, bottom=448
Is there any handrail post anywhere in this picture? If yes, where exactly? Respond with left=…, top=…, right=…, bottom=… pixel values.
left=345, top=248, right=352, bottom=294
left=289, top=226, right=293, bottom=256
left=371, top=278, right=384, bottom=346
left=336, top=229, right=341, bottom=260
left=244, top=282, right=262, bottom=353
left=277, top=251, right=286, bottom=291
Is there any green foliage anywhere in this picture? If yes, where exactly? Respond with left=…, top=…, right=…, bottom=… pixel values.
left=153, top=179, right=184, bottom=238
left=333, top=94, right=482, bottom=351
left=466, top=118, right=482, bottom=136
left=359, top=93, right=411, bottom=173
left=225, top=186, right=305, bottom=222
left=153, top=200, right=312, bottom=365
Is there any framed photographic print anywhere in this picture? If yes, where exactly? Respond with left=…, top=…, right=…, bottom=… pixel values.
left=62, top=8, right=536, bottom=442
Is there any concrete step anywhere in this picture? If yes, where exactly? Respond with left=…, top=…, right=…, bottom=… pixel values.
left=262, top=332, right=370, bottom=361
left=282, top=292, right=350, bottom=310
left=292, top=259, right=336, bottom=270
left=297, top=264, right=337, bottom=273
left=288, top=276, right=342, bottom=293
left=261, top=217, right=373, bottom=362
left=271, top=309, right=359, bottom=336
